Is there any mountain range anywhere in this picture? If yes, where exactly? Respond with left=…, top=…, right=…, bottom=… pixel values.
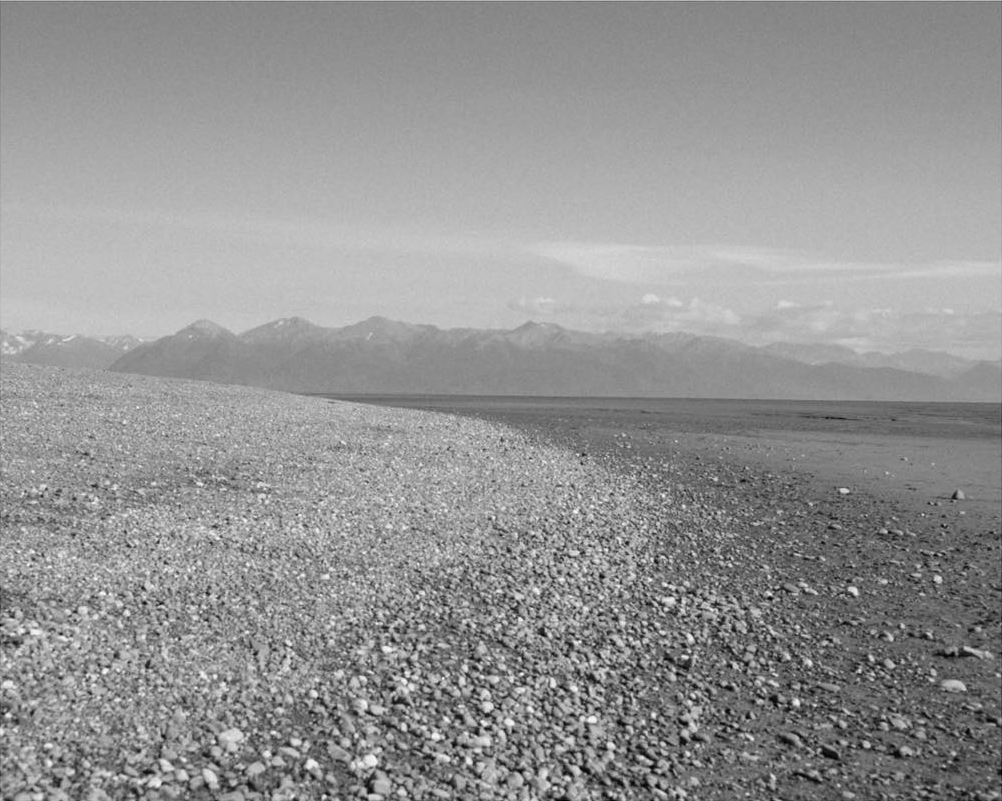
left=1, top=330, right=146, bottom=370
left=3, top=317, right=999, bottom=401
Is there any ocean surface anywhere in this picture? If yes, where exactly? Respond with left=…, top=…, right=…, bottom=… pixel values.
left=316, top=395, right=1002, bottom=442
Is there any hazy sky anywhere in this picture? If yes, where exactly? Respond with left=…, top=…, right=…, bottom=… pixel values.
left=2, top=3, right=1000, bottom=357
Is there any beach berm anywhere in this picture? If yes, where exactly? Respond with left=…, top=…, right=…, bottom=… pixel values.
left=0, top=363, right=665, bottom=800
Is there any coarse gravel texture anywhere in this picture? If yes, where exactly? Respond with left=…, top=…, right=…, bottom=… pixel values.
left=2, top=362, right=1000, bottom=801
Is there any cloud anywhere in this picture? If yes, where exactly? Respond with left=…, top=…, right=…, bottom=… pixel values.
left=506, top=293, right=1002, bottom=360
left=529, top=242, right=794, bottom=283
left=529, top=240, right=1002, bottom=285
left=637, top=296, right=741, bottom=328
left=743, top=305, right=1002, bottom=358
left=11, top=203, right=998, bottom=286
left=1, top=201, right=518, bottom=261
left=508, top=294, right=743, bottom=337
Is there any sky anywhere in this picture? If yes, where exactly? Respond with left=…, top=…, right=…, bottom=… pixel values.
left=1, top=3, right=1000, bottom=359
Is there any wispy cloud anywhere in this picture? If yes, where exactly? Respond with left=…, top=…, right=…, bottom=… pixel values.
left=1, top=202, right=516, bottom=261
left=9, top=204, right=999, bottom=286
left=530, top=241, right=1002, bottom=284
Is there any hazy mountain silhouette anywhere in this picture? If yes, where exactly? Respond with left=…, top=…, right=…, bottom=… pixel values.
left=763, top=342, right=989, bottom=379
left=107, top=316, right=1002, bottom=402
left=1, top=329, right=145, bottom=370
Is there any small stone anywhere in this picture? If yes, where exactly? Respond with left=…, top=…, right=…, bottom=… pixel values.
left=940, top=679, right=967, bottom=693
left=820, top=744, right=841, bottom=760
left=896, top=745, right=916, bottom=758
left=846, top=586, right=860, bottom=598
left=218, top=728, right=245, bottom=752
left=371, top=777, right=392, bottom=796
left=837, top=487, right=851, bottom=495
left=951, top=489, right=965, bottom=500
left=327, top=743, right=351, bottom=762
left=246, top=762, right=267, bottom=778
left=506, top=772, right=525, bottom=790
left=778, top=731, right=803, bottom=748
left=201, top=768, right=219, bottom=789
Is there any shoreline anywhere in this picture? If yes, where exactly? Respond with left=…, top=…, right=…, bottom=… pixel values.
left=336, top=390, right=1002, bottom=799
left=2, top=364, right=1000, bottom=800
left=340, top=391, right=1000, bottom=527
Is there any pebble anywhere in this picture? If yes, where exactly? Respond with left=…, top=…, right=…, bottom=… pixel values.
left=820, top=744, right=841, bottom=760
left=940, top=679, right=968, bottom=693
left=777, top=732, right=803, bottom=748
left=938, top=645, right=995, bottom=660
left=327, top=743, right=351, bottom=762
left=201, top=768, right=219, bottom=789
left=217, top=728, right=245, bottom=752
left=246, top=762, right=267, bottom=778
left=506, top=772, right=525, bottom=790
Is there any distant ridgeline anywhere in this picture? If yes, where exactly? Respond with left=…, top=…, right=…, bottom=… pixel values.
left=0, top=330, right=145, bottom=371
left=3, top=318, right=1000, bottom=402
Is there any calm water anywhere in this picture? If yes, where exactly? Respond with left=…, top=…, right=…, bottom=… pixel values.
left=316, top=395, right=1001, bottom=442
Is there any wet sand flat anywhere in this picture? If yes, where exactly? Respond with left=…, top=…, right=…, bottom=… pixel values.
left=329, top=394, right=1001, bottom=521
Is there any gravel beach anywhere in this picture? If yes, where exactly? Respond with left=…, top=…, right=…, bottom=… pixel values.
left=2, top=363, right=1000, bottom=801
